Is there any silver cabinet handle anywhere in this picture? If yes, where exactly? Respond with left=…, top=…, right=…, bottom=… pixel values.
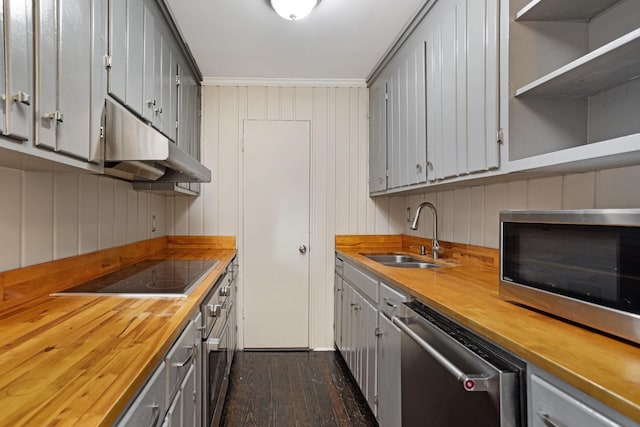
left=207, top=303, right=222, bottom=317
left=148, top=404, right=160, bottom=427
left=12, top=90, right=30, bottom=105
left=146, top=99, right=156, bottom=107
left=219, top=286, right=230, bottom=297
left=538, top=412, right=566, bottom=427
left=299, top=245, right=307, bottom=254
left=172, top=347, right=194, bottom=368
left=392, top=315, right=498, bottom=392
left=383, top=297, right=397, bottom=308
left=47, top=111, right=64, bottom=123
left=416, top=163, right=423, bottom=173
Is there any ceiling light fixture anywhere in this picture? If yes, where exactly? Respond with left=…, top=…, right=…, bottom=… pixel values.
left=270, top=0, right=318, bottom=21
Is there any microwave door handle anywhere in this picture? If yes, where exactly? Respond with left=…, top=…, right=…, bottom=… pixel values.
left=392, top=316, right=498, bottom=392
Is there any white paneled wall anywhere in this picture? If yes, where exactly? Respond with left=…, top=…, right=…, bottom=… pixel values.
left=0, top=168, right=167, bottom=272
left=175, top=85, right=402, bottom=349
left=402, top=165, right=640, bottom=248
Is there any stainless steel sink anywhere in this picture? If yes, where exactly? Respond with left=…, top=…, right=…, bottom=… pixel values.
left=365, top=254, right=423, bottom=263
left=361, top=253, right=442, bottom=269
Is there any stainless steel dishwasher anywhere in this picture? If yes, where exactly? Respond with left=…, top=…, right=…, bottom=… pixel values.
left=393, top=300, right=525, bottom=427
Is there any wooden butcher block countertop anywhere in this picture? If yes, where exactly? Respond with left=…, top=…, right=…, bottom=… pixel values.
left=0, top=236, right=236, bottom=427
left=336, top=235, right=640, bottom=424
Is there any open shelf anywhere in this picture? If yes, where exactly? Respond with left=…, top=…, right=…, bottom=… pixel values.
left=515, top=29, right=640, bottom=97
left=516, top=0, right=622, bottom=22
left=506, top=133, right=640, bottom=173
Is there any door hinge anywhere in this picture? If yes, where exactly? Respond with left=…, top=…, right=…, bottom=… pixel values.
left=384, top=93, right=389, bottom=100
left=386, top=170, right=390, bottom=177
left=99, top=126, right=104, bottom=139
left=104, top=54, right=112, bottom=69
left=176, top=75, right=181, bottom=86
left=175, top=120, right=178, bottom=129
left=375, top=327, right=383, bottom=337
left=497, top=128, right=504, bottom=144
left=374, top=395, right=379, bottom=406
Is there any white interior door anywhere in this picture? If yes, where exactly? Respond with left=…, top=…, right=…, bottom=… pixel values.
left=242, top=120, right=310, bottom=349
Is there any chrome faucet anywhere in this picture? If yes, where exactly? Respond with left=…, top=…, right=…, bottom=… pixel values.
left=409, top=202, right=442, bottom=259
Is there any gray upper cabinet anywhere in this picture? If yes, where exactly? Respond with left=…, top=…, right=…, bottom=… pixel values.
left=108, top=0, right=201, bottom=152
left=367, top=0, right=500, bottom=194
left=384, top=37, right=427, bottom=190
left=369, top=79, right=387, bottom=193
left=424, top=0, right=500, bottom=182
left=142, top=1, right=156, bottom=124
left=2, top=0, right=33, bottom=143
left=108, top=0, right=144, bottom=115
left=35, top=0, right=99, bottom=161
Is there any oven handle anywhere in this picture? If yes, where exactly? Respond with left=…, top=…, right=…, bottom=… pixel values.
left=206, top=320, right=228, bottom=352
left=392, top=315, right=498, bottom=392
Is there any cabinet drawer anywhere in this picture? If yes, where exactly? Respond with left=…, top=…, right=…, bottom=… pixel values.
left=117, top=361, right=166, bottom=426
left=344, top=262, right=378, bottom=303
left=530, top=374, right=621, bottom=427
left=165, top=320, right=196, bottom=403
left=379, top=282, right=407, bottom=318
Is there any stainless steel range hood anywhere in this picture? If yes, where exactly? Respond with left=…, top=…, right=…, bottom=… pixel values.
left=104, top=98, right=211, bottom=183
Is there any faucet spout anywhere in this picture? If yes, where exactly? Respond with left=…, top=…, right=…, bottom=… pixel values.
left=409, top=202, right=441, bottom=259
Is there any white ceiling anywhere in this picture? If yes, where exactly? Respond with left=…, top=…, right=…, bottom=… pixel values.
left=165, top=0, right=425, bottom=82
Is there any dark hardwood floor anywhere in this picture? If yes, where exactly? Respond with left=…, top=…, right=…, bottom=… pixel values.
left=220, top=351, right=378, bottom=427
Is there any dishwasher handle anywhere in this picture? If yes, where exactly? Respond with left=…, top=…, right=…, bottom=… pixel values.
left=392, top=315, right=498, bottom=392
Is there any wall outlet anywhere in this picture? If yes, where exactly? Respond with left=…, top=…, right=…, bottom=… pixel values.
left=151, top=215, right=157, bottom=233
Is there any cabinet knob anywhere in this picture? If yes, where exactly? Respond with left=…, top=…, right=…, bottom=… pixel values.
left=47, top=111, right=64, bottom=123
left=146, top=99, right=156, bottom=107
left=416, top=163, right=423, bottom=173
left=12, top=90, right=30, bottom=106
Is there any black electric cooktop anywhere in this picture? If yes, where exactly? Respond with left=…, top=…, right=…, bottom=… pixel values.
left=52, top=259, right=219, bottom=297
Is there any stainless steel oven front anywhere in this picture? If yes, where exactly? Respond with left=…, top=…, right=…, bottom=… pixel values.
left=201, top=272, right=230, bottom=427
left=500, top=209, right=640, bottom=344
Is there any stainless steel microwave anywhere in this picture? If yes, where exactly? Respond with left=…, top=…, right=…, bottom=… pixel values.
left=499, top=209, right=640, bottom=345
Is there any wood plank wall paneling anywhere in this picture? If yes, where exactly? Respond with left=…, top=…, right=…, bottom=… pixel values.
left=0, top=170, right=167, bottom=272
left=176, top=85, right=403, bottom=349
left=0, top=237, right=168, bottom=313
left=401, top=165, right=640, bottom=249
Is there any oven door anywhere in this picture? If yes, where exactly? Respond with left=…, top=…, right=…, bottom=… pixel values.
left=203, top=315, right=229, bottom=427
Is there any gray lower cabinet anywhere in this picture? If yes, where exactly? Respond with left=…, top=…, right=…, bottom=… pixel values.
left=376, top=313, right=401, bottom=427
left=528, top=366, right=638, bottom=427
left=335, top=258, right=378, bottom=416
left=117, top=312, right=201, bottom=427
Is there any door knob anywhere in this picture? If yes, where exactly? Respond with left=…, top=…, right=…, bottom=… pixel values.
left=299, top=245, right=307, bottom=254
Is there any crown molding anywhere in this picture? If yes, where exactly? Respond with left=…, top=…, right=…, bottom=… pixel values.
left=202, top=77, right=367, bottom=88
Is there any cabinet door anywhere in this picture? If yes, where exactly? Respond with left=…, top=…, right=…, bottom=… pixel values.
left=36, top=0, right=92, bottom=160
left=142, top=2, right=156, bottom=122
left=369, top=79, right=387, bottom=193
left=386, top=40, right=427, bottom=189
left=160, top=33, right=173, bottom=137
left=361, top=296, right=377, bottom=414
left=377, top=314, right=401, bottom=427
left=425, top=0, right=499, bottom=181
left=90, top=0, right=107, bottom=163
left=5, top=0, right=32, bottom=141
left=108, top=0, right=126, bottom=103
left=57, top=0, right=91, bottom=159
left=334, top=273, right=343, bottom=350
left=126, top=0, right=144, bottom=114
left=180, top=364, right=196, bottom=427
